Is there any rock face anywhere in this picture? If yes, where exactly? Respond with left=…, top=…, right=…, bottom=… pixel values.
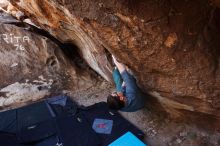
left=8, top=0, right=220, bottom=125
left=0, top=0, right=8, bottom=9
left=0, top=12, right=99, bottom=110
left=211, top=0, right=220, bottom=7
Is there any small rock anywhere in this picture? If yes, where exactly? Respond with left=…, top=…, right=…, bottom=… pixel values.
left=180, top=131, right=187, bottom=137
left=201, top=132, right=207, bottom=137
left=146, top=127, right=153, bottom=132
left=10, top=63, right=18, bottom=68
left=38, top=75, right=46, bottom=81
left=176, top=138, right=182, bottom=144
left=98, top=3, right=104, bottom=8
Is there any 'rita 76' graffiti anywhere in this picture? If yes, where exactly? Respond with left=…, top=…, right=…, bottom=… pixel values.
left=0, top=34, right=30, bottom=51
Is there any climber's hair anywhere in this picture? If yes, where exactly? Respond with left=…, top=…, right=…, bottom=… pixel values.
left=107, top=94, right=125, bottom=110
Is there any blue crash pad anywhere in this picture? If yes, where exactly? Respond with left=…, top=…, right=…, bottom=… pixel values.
left=108, top=132, right=146, bottom=146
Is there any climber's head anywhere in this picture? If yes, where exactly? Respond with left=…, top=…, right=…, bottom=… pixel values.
left=107, top=92, right=125, bottom=110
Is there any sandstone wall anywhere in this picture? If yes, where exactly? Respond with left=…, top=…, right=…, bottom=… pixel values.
left=8, top=0, right=220, bottom=123
left=0, top=12, right=99, bottom=109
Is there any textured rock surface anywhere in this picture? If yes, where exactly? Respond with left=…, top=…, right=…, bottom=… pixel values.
left=0, top=0, right=8, bottom=9
left=8, top=0, right=220, bottom=124
left=211, top=0, right=220, bottom=7
left=0, top=12, right=99, bottom=109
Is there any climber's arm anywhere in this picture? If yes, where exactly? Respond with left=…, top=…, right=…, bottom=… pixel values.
left=112, top=55, right=137, bottom=93
left=112, top=55, right=126, bottom=73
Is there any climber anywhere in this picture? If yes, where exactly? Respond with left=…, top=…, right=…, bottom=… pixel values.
left=107, top=55, right=146, bottom=112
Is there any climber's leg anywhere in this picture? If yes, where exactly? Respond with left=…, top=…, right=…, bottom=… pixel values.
left=112, top=67, right=123, bottom=92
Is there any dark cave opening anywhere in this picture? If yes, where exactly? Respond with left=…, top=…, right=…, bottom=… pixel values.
left=21, top=23, right=90, bottom=70
left=61, top=42, right=88, bottom=70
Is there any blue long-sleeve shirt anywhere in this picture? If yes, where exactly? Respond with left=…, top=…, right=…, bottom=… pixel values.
left=120, top=70, right=146, bottom=112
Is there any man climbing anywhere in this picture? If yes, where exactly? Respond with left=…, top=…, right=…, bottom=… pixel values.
left=107, top=55, right=146, bottom=112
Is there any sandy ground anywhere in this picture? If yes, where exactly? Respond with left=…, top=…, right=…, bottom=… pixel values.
left=68, top=80, right=220, bottom=146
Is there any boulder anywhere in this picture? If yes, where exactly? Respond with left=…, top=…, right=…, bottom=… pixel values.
left=8, top=0, right=220, bottom=126
left=0, top=12, right=98, bottom=110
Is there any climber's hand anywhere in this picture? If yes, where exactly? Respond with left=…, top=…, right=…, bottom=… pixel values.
left=112, top=55, right=119, bottom=64
left=112, top=55, right=125, bottom=73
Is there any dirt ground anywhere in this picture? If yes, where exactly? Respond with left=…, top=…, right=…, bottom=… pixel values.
left=67, top=80, right=220, bottom=146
